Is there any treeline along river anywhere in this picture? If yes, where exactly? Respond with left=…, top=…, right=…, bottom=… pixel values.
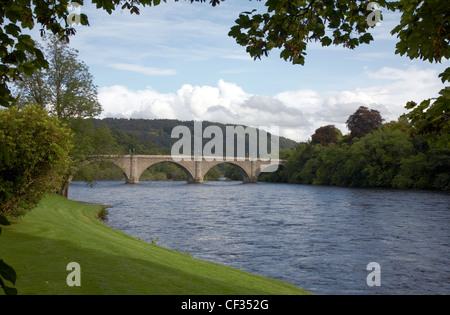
left=68, top=181, right=450, bottom=295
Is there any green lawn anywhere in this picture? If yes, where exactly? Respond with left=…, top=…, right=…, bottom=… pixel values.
left=0, top=194, right=310, bottom=295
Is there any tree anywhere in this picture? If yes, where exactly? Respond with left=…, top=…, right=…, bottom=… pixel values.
left=229, top=0, right=394, bottom=65
left=315, top=144, right=349, bottom=186
left=59, top=118, right=120, bottom=195
left=346, top=106, right=383, bottom=139
left=15, top=35, right=101, bottom=120
left=228, top=1, right=448, bottom=65
left=1, top=0, right=448, bottom=142
left=285, top=142, right=321, bottom=184
left=404, top=69, right=449, bottom=147
left=0, top=105, right=73, bottom=217
left=0, top=0, right=218, bottom=107
left=14, top=35, right=119, bottom=196
left=392, top=152, right=431, bottom=189
left=228, top=0, right=449, bottom=145
left=348, top=126, right=414, bottom=187
left=311, top=125, right=341, bottom=146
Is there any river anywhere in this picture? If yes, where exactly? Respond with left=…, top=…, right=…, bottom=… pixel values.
left=68, top=180, right=450, bottom=295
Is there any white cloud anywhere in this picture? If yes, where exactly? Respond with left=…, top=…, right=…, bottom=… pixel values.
left=98, top=79, right=311, bottom=140
left=276, top=66, right=444, bottom=137
left=221, top=54, right=254, bottom=61
left=98, top=67, right=444, bottom=142
left=109, top=63, right=177, bottom=76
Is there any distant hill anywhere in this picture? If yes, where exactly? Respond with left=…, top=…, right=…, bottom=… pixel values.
left=93, top=118, right=298, bottom=154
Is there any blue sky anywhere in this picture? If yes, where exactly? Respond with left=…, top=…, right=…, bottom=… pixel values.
left=54, top=1, right=448, bottom=141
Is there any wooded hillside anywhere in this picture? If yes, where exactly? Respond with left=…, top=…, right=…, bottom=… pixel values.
left=92, top=118, right=298, bottom=154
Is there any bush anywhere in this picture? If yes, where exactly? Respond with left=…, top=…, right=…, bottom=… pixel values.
left=96, top=206, right=109, bottom=222
left=0, top=105, right=73, bottom=217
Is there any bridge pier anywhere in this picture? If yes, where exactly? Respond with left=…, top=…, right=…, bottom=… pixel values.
left=191, top=161, right=204, bottom=184
left=126, top=155, right=140, bottom=184
left=244, top=176, right=258, bottom=184
left=188, top=177, right=204, bottom=184
left=126, top=177, right=140, bottom=184
left=249, top=161, right=257, bottom=184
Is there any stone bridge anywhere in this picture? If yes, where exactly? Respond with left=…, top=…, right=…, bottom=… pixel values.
left=96, top=155, right=286, bottom=184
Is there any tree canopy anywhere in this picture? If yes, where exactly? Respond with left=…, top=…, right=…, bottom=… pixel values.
left=227, top=0, right=449, bottom=64
left=1, top=0, right=448, bottom=143
left=15, top=35, right=102, bottom=120
left=281, top=115, right=449, bottom=190
left=311, top=125, right=341, bottom=146
left=346, top=106, right=384, bottom=139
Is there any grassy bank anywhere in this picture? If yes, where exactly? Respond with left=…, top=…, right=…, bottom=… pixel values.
left=0, top=195, right=309, bottom=295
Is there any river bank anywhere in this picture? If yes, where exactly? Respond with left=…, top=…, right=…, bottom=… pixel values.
left=0, top=194, right=309, bottom=295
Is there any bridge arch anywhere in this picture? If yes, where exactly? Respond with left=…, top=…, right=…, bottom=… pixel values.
left=202, top=161, right=251, bottom=183
left=75, top=158, right=130, bottom=183
left=137, top=160, right=195, bottom=183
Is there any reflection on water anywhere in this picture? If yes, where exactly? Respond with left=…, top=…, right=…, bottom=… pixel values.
left=69, top=181, right=450, bottom=295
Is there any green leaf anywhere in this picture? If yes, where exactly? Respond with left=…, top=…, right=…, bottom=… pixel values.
left=4, top=24, right=21, bottom=37
left=328, top=12, right=341, bottom=29
left=0, top=83, right=13, bottom=107
left=417, top=99, right=431, bottom=111
left=21, top=18, right=34, bottom=30
left=438, top=67, right=450, bottom=84
left=359, top=33, right=374, bottom=44
left=16, top=35, right=36, bottom=53
left=321, top=36, right=332, bottom=46
left=4, top=7, right=23, bottom=23
left=80, top=14, right=90, bottom=26
left=405, top=101, right=418, bottom=110
left=19, top=61, right=36, bottom=76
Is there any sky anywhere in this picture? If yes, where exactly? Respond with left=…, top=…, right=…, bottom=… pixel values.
left=44, top=1, right=450, bottom=142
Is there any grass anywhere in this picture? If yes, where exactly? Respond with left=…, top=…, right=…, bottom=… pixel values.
left=0, top=194, right=310, bottom=295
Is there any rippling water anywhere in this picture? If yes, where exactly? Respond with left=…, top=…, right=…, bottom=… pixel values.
left=68, top=181, right=450, bottom=295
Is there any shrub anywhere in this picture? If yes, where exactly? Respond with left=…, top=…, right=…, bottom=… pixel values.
left=0, top=105, right=73, bottom=217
